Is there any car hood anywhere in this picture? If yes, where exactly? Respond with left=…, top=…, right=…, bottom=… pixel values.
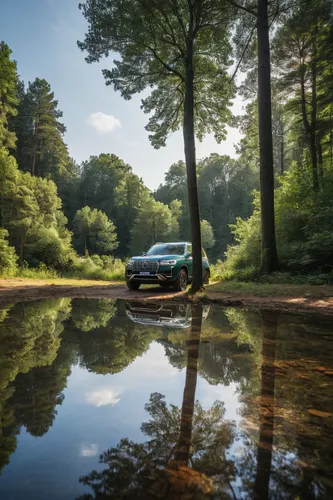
left=132, top=254, right=181, bottom=261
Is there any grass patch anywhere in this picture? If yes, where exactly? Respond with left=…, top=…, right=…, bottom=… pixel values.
left=63, top=256, right=124, bottom=282
left=18, top=263, right=59, bottom=280
left=209, top=280, right=333, bottom=299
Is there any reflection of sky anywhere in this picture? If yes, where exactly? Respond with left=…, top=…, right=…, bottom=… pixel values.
left=0, top=341, right=241, bottom=500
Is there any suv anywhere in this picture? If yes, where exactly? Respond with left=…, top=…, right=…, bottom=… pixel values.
left=125, top=301, right=211, bottom=329
left=125, top=241, right=210, bottom=291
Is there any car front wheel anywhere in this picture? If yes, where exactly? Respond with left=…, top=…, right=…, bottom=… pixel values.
left=173, top=268, right=188, bottom=292
left=126, top=281, right=141, bottom=291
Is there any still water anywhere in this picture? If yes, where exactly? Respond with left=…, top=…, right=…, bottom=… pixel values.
left=0, top=298, right=333, bottom=499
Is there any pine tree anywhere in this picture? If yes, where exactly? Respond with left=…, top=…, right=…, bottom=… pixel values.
left=0, top=42, right=19, bottom=150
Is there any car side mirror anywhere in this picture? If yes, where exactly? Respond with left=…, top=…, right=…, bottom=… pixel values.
left=185, top=252, right=191, bottom=258
left=141, top=252, right=146, bottom=256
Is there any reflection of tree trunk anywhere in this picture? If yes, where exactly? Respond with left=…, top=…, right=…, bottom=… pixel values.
left=171, top=304, right=203, bottom=466
left=253, top=310, right=279, bottom=500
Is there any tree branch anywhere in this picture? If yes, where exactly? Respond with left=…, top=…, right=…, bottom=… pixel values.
left=231, top=1, right=257, bottom=17
left=230, top=22, right=257, bottom=82
left=145, top=45, right=185, bottom=81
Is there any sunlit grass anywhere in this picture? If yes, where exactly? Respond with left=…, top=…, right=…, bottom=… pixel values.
left=209, top=281, right=333, bottom=298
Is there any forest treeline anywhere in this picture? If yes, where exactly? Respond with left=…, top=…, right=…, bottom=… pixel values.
left=0, top=0, right=333, bottom=282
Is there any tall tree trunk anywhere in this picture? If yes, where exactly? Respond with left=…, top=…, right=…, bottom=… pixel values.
left=31, top=120, right=38, bottom=176
left=317, top=137, right=323, bottom=183
left=280, top=132, right=284, bottom=175
left=31, top=135, right=37, bottom=176
left=183, top=31, right=203, bottom=292
left=257, top=0, right=279, bottom=272
left=171, top=304, right=202, bottom=466
left=253, top=310, right=279, bottom=500
left=19, top=236, right=25, bottom=266
left=310, top=27, right=319, bottom=191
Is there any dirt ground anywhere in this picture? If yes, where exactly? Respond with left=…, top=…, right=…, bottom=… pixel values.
left=0, top=278, right=333, bottom=316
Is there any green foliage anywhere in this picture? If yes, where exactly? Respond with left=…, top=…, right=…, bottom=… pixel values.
left=73, top=206, right=118, bottom=256
left=71, top=299, right=117, bottom=332
left=0, top=229, right=18, bottom=277
left=223, top=161, right=333, bottom=277
left=18, top=262, right=59, bottom=279
left=156, top=155, right=258, bottom=260
left=77, top=154, right=148, bottom=256
left=201, top=220, right=215, bottom=249
left=67, top=255, right=124, bottom=281
left=130, top=196, right=174, bottom=255
left=0, top=42, right=19, bottom=149
left=78, top=0, right=234, bottom=148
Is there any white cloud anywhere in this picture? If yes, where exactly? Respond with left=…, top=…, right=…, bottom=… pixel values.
left=81, top=443, right=99, bottom=457
left=86, top=388, right=121, bottom=407
left=87, top=112, right=121, bottom=133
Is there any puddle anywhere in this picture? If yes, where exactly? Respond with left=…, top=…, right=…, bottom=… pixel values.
left=0, top=298, right=332, bottom=499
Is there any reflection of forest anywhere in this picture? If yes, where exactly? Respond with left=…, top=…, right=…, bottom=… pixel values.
left=0, top=299, right=333, bottom=499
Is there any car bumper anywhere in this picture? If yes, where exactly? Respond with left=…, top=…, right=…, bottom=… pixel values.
left=125, top=268, right=174, bottom=284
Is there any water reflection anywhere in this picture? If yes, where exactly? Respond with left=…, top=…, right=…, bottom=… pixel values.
left=0, top=298, right=333, bottom=499
left=78, top=304, right=235, bottom=499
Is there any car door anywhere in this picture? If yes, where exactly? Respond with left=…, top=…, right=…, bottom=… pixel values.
left=185, top=243, right=193, bottom=278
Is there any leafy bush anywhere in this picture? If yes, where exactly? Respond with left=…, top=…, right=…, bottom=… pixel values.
left=222, top=162, right=333, bottom=279
left=65, top=255, right=124, bottom=281
left=19, top=262, right=59, bottom=279
left=25, top=226, right=76, bottom=271
left=0, top=228, right=18, bottom=277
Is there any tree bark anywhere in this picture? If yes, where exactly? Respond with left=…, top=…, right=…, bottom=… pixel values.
left=172, top=304, right=202, bottom=466
left=280, top=132, right=284, bottom=176
left=31, top=119, right=38, bottom=176
left=317, top=137, right=323, bottom=183
left=310, top=27, right=319, bottom=191
left=31, top=135, right=37, bottom=176
left=183, top=29, right=203, bottom=292
left=257, top=0, right=279, bottom=272
left=20, top=236, right=25, bottom=266
left=253, top=310, right=279, bottom=500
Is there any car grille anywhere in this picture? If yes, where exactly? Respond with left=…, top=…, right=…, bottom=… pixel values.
left=132, top=260, right=159, bottom=273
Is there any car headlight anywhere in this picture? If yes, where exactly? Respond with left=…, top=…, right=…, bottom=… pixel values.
left=159, top=259, right=177, bottom=266
left=126, top=260, right=134, bottom=268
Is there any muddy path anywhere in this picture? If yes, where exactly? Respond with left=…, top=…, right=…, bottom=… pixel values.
left=0, top=279, right=333, bottom=316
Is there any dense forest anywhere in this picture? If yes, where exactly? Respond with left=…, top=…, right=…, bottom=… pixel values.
left=0, top=0, right=332, bottom=283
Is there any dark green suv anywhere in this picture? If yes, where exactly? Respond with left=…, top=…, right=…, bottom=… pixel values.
left=125, top=241, right=210, bottom=291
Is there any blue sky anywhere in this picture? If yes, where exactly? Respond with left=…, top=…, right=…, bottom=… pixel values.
left=1, top=0, right=243, bottom=189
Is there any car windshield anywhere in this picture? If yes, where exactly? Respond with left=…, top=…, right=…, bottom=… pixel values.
left=147, top=243, right=185, bottom=256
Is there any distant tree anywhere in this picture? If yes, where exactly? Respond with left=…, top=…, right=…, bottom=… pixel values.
left=273, top=0, right=333, bottom=189
left=169, top=199, right=182, bottom=241
left=73, top=206, right=118, bottom=255
left=155, top=161, right=191, bottom=241
left=0, top=42, right=19, bottom=150
left=78, top=154, right=145, bottom=257
left=0, top=148, right=73, bottom=266
left=78, top=0, right=234, bottom=291
left=201, top=220, right=215, bottom=249
left=16, top=78, right=66, bottom=177
left=0, top=229, right=18, bottom=276
left=130, top=197, right=173, bottom=255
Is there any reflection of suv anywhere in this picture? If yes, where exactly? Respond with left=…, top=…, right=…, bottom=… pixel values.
left=125, top=301, right=210, bottom=329
left=125, top=242, right=210, bottom=291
